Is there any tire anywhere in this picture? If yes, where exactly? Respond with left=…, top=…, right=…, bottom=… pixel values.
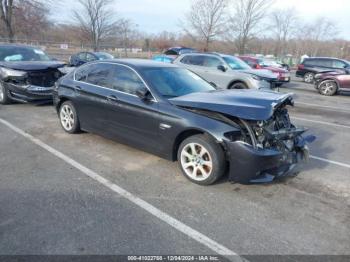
left=177, top=134, right=226, bottom=185
left=0, top=82, right=12, bottom=105
left=318, top=80, right=338, bottom=96
left=229, top=82, right=248, bottom=89
left=59, top=101, right=80, bottom=134
left=304, top=72, right=315, bottom=83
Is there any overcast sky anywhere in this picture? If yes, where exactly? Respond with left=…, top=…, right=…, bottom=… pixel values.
left=52, top=0, right=350, bottom=39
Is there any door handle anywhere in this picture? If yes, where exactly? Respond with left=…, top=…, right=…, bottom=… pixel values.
left=106, top=95, right=119, bottom=102
left=74, top=85, right=82, bottom=91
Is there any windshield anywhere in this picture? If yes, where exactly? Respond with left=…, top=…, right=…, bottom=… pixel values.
left=261, top=60, right=280, bottom=67
left=95, top=52, right=114, bottom=60
left=141, top=68, right=215, bottom=98
left=223, top=56, right=251, bottom=70
left=0, top=46, right=51, bottom=62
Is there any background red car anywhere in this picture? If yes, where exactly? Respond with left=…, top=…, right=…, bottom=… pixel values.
left=238, top=56, right=291, bottom=86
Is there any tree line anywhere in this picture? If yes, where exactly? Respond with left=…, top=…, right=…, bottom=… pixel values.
left=0, top=0, right=349, bottom=60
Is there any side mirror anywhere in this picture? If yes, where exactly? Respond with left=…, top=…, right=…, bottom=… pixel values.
left=217, top=65, right=227, bottom=72
left=136, top=87, right=150, bottom=100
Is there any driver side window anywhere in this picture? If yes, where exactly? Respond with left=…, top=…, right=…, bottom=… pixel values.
left=202, top=56, right=222, bottom=68
left=109, top=65, right=146, bottom=96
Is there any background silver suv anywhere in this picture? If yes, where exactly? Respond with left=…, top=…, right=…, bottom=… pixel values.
left=173, top=53, right=278, bottom=90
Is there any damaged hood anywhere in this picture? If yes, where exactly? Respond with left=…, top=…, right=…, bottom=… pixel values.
left=169, top=89, right=294, bottom=121
left=239, top=69, right=278, bottom=80
left=0, top=61, right=66, bottom=71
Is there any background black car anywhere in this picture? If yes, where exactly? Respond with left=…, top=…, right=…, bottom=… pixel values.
left=53, top=59, right=312, bottom=185
left=164, top=47, right=197, bottom=56
left=69, top=51, right=114, bottom=67
left=296, top=57, right=350, bottom=83
left=0, top=44, right=66, bottom=105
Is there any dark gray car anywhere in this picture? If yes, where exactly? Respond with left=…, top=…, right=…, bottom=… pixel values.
left=53, top=59, right=313, bottom=185
left=173, top=53, right=279, bottom=90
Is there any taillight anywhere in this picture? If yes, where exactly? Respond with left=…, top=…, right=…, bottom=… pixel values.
left=255, top=64, right=262, bottom=69
left=298, top=64, right=305, bottom=70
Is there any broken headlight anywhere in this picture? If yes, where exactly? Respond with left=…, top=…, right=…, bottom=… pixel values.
left=0, top=67, right=27, bottom=78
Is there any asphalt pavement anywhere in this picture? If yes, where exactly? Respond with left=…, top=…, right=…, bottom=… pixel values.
left=0, top=78, right=349, bottom=259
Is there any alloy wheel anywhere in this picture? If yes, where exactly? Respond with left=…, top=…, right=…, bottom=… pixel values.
left=304, top=73, right=314, bottom=83
left=320, top=81, right=337, bottom=96
left=60, top=105, right=75, bottom=131
left=180, top=143, right=213, bottom=182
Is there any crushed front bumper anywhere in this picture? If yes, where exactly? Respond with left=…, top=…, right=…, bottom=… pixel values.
left=5, top=82, right=53, bottom=103
left=225, top=140, right=310, bottom=184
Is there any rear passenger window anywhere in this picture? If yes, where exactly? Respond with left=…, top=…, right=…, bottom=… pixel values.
left=180, top=55, right=204, bottom=66
left=109, top=65, right=146, bottom=95
left=321, top=60, right=333, bottom=67
left=86, top=64, right=111, bottom=87
left=78, top=52, right=86, bottom=60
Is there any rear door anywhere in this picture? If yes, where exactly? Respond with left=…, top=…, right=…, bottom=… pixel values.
left=177, top=55, right=207, bottom=76
left=72, top=63, right=116, bottom=133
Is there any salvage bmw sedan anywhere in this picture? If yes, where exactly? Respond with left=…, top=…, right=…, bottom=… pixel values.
left=53, top=59, right=314, bottom=185
left=0, top=44, right=66, bottom=104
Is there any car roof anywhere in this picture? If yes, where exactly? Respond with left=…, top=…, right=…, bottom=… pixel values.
left=92, top=58, right=179, bottom=69
left=306, top=57, right=345, bottom=61
left=304, top=57, right=350, bottom=64
left=0, top=44, right=41, bottom=50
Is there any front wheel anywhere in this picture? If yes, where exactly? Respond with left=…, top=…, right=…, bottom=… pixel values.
left=178, top=134, right=226, bottom=185
left=0, top=82, right=12, bottom=105
left=59, top=101, right=81, bottom=134
left=318, top=80, right=338, bottom=96
left=229, top=82, right=248, bottom=89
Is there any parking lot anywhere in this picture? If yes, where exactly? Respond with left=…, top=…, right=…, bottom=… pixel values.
left=0, top=75, right=349, bottom=259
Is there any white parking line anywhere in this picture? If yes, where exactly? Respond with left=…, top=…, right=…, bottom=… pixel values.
left=292, top=117, right=350, bottom=129
left=0, top=118, right=241, bottom=259
left=295, top=102, right=350, bottom=113
left=311, top=155, right=350, bottom=169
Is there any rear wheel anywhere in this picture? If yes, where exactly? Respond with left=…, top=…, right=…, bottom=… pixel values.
left=318, top=80, right=338, bottom=96
left=304, top=72, right=315, bottom=83
left=229, top=82, right=248, bottom=89
left=59, top=101, right=80, bottom=133
left=178, top=134, right=226, bottom=185
left=0, top=82, right=11, bottom=105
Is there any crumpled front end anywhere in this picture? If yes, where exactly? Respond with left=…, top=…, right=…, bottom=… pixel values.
left=1, top=68, right=63, bottom=103
left=224, top=103, right=315, bottom=184
left=226, top=139, right=310, bottom=183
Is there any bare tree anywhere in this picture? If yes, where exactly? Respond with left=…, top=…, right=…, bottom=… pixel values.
left=73, top=0, right=117, bottom=51
left=15, top=0, right=51, bottom=40
left=0, top=0, right=15, bottom=41
left=115, top=18, right=139, bottom=57
left=270, top=8, right=298, bottom=56
left=228, top=0, right=274, bottom=54
left=183, top=0, right=228, bottom=51
left=295, top=17, right=338, bottom=56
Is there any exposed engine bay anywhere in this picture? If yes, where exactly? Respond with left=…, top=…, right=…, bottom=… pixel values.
left=183, top=97, right=315, bottom=184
